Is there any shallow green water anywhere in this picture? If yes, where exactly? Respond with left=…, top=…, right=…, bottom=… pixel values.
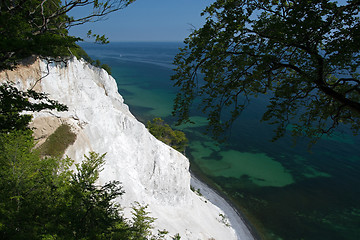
left=82, top=42, right=360, bottom=240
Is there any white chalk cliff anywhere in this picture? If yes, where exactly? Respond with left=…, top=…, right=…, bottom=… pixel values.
left=0, top=57, right=254, bottom=240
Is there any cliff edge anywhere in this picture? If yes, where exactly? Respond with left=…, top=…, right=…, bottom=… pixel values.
left=0, top=57, right=253, bottom=240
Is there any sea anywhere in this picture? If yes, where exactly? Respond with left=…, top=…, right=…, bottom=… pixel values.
left=80, top=42, right=360, bottom=240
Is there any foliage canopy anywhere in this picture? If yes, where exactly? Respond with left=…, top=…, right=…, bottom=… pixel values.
left=172, top=0, right=360, bottom=142
left=0, top=0, right=135, bottom=70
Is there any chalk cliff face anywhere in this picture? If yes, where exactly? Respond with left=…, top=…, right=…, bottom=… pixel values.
left=0, top=58, right=238, bottom=240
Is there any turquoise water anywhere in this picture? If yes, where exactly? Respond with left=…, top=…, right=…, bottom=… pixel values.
left=81, top=42, right=360, bottom=240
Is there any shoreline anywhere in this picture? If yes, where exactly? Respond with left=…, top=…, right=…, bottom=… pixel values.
left=190, top=172, right=259, bottom=240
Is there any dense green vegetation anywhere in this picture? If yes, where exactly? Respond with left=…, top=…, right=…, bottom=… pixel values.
left=0, top=130, right=180, bottom=239
left=172, top=0, right=360, bottom=142
left=147, top=118, right=188, bottom=153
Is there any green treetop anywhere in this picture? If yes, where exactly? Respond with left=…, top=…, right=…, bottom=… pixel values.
left=0, top=0, right=135, bottom=70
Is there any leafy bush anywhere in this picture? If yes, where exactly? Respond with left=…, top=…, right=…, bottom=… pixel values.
left=146, top=118, right=188, bottom=153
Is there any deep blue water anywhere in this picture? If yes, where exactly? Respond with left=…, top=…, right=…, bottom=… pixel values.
left=80, top=42, right=360, bottom=240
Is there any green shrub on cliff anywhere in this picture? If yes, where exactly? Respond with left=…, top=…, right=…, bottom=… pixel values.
left=146, top=118, right=188, bottom=153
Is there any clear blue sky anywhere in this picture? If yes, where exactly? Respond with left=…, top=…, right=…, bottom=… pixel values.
left=68, top=0, right=215, bottom=42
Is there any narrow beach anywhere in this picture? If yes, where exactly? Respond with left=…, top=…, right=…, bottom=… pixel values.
left=191, top=175, right=256, bottom=240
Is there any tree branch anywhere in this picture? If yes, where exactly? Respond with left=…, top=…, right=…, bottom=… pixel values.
left=314, top=55, right=360, bottom=114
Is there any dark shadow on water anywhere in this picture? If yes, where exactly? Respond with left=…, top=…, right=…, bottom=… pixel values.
left=118, top=88, right=134, bottom=96
left=212, top=174, right=360, bottom=240
left=126, top=105, right=155, bottom=123
left=202, top=150, right=223, bottom=161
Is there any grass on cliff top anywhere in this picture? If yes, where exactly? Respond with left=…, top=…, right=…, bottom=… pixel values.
left=38, top=124, right=76, bottom=157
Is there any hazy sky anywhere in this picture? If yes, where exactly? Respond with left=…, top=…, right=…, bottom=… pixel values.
left=68, top=0, right=215, bottom=42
